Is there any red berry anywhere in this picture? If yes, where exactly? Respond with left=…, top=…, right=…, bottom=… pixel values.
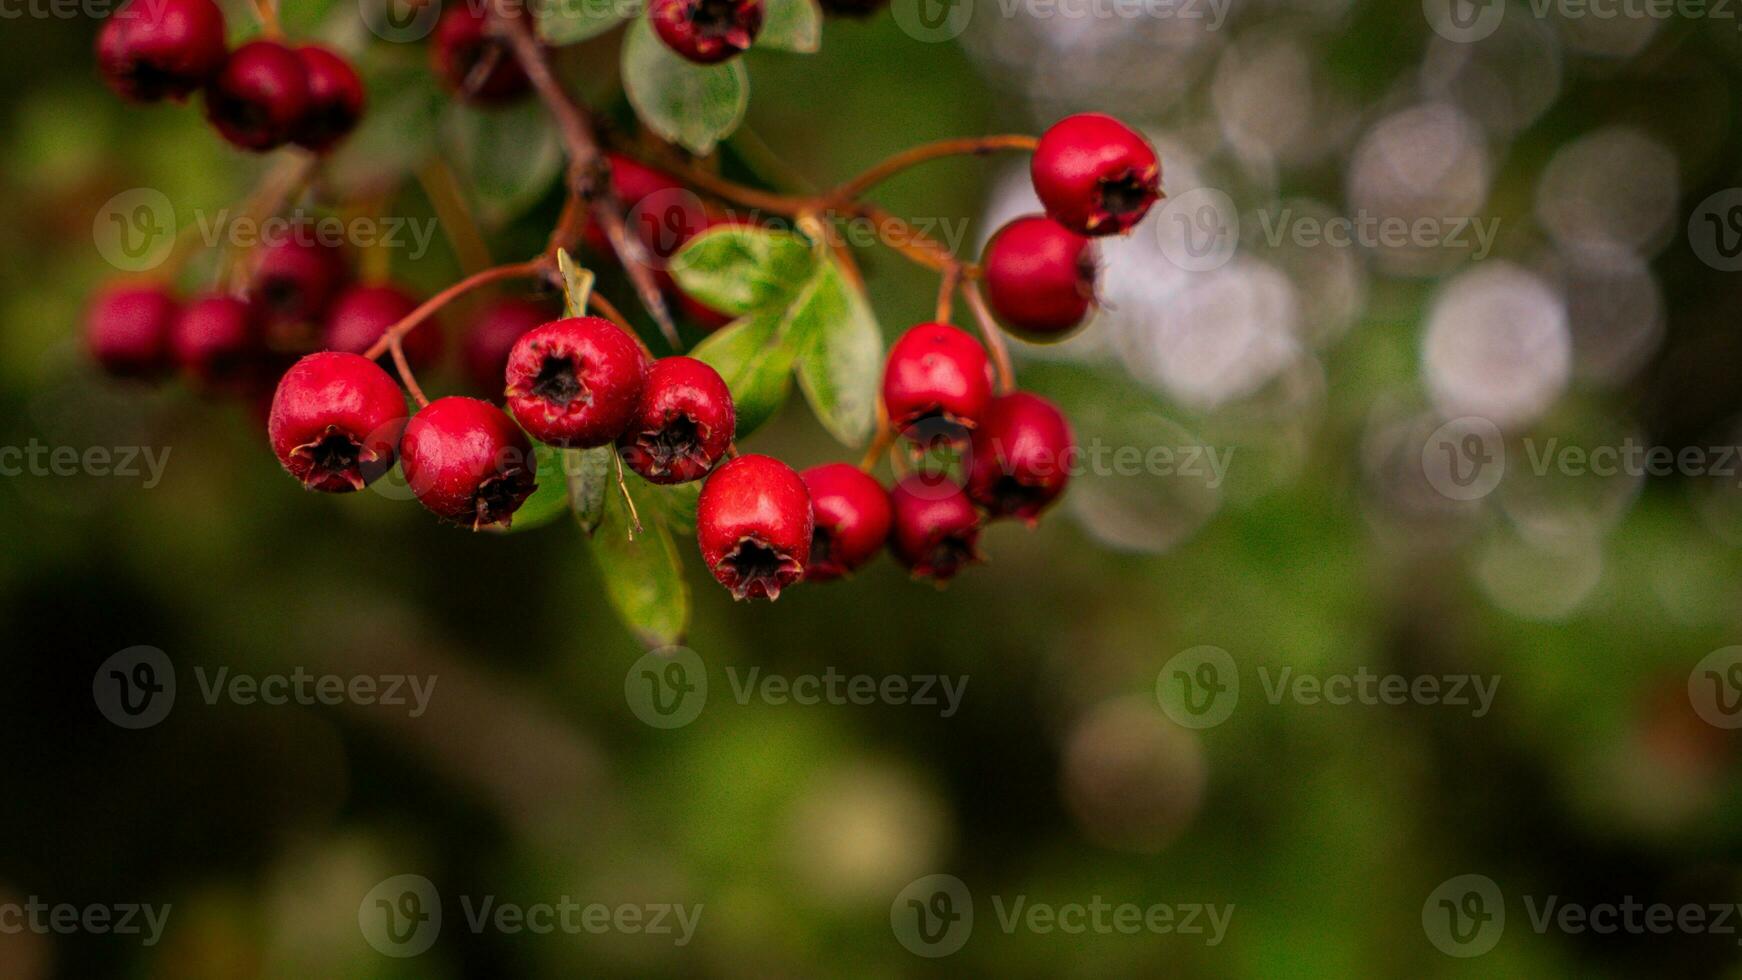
left=172, top=293, right=261, bottom=390
left=431, top=4, right=530, bottom=104
left=581, top=154, right=692, bottom=262
left=204, top=40, right=312, bottom=152
left=697, top=454, right=811, bottom=601
left=888, top=476, right=983, bottom=583
left=880, top=322, right=993, bottom=446
left=462, top=297, right=554, bottom=398
left=650, top=0, right=763, bottom=64
left=400, top=396, right=538, bottom=529
left=983, top=215, right=1098, bottom=340
left=249, top=231, right=349, bottom=323
left=616, top=357, right=735, bottom=485
left=504, top=317, right=648, bottom=448
left=95, top=0, right=227, bottom=103
left=86, top=282, right=177, bottom=379
left=322, top=284, right=441, bottom=369
left=965, top=392, right=1074, bottom=524
left=1031, top=113, right=1161, bottom=236
left=268, top=351, right=407, bottom=493
left=801, top=463, right=891, bottom=582
left=291, top=46, right=365, bottom=153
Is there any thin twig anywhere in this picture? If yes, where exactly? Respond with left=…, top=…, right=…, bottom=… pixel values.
left=363, top=260, right=544, bottom=360
left=389, top=337, right=430, bottom=407
left=936, top=264, right=959, bottom=322
left=827, top=135, right=1039, bottom=203
left=612, top=452, right=643, bottom=539
left=961, top=280, right=1015, bottom=395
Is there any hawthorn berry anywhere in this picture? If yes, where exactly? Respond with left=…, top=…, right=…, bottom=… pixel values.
left=204, top=40, right=312, bottom=152
left=86, top=282, right=178, bottom=379
left=400, top=396, right=538, bottom=529
left=880, top=322, right=994, bottom=446
left=697, top=454, right=811, bottom=601
left=431, top=4, right=530, bottom=105
left=801, top=463, right=892, bottom=582
left=95, top=0, right=227, bottom=103
left=291, top=46, right=365, bottom=153
left=462, top=298, right=554, bottom=398
left=582, top=154, right=688, bottom=259
left=650, top=0, right=763, bottom=65
left=1031, top=113, right=1161, bottom=236
left=965, top=392, right=1074, bottom=524
left=249, top=231, right=349, bottom=324
left=322, top=284, right=441, bottom=369
left=268, top=351, right=406, bottom=492
left=617, top=357, right=735, bottom=485
left=888, top=476, right=982, bottom=583
left=504, top=317, right=648, bottom=448
left=172, top=293, right=260, bottom=390
left=983, top=215, right=1097, bottom=340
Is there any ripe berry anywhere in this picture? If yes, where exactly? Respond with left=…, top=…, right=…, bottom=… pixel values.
left=204, top=40, right=312, bottom=152
left=697, top=454, right=811, bottom=601
left=400, top=396, right=538, bottom=529
left=582, top=154, right=692, bottom=264
left=880, top=322, right=993, bottom=446
left=172, top=293, right=260, bottom=390
left=504, top=317, right=648, bottom=448
left=617, top=357, right=735, bottom=485
left=965, top=392, right=1074, bottom=524
left=86, top=282, right=177, bottom=379
left=462, top=298, right=554, bottom=398
left=322, top=284, right=441, bottom=369
left=249, top=231, right=348, bottom=323
left=1031, top=113, right=1161, bottom=236
left=95, top=0, right=227, bottom=103
left=268, top=351, right=406, bottom=492
left=650, top=0, right=763, bottom=64
left=431, top=4, right=530, bottom=105
left=982, top=215, right=1097, bottom=340
left=291, top=46, right=365, bottom=153
left=801, top=463, right=891, bottom=582
left=888, top=476, right=982, bottom=583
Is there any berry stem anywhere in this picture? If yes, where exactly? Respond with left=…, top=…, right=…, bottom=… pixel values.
left=961, top=280, right=1015, bottom=396
left=827, top=135, right=1040, bottom=203
left=388, top=337, right=430, bottom=407
left=251, top=0, right=282, bottom=37
left=936, top=263, right=958, bottom=322
left=612, top=452, right=643, bottom=539
left=362, top=259, right=544, bottom=361
left=859, top=419, right=894, bottom=472
left=587, top=290, right=655, bottom=360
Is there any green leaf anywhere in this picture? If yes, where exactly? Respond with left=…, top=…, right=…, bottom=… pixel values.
left=669, top=224, right=817, bottom=317
left=442, top=99, right=564, bottom=224
left=566, top=445, right=615, bottom=535
left=691, top=310, right=797, bottom=439
left=536, top=0, right=637, bottom=45
left=500, top=445, right=576, bottom=534
left=784, top=257, right=882, bottom=447
left=621, top=18, right=748, bottom=155
left=757, top=0, right=821, bottom=52
left=556, top=249, right=595, bottom=317
left=587, top=477, right=691, bottom=647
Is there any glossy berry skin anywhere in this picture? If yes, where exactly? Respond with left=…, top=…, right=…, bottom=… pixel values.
left=250, top=232, right=348, bottom=324
left=400, top=397, right=538, bottom=529
left=268, top=352, right=407, bottom=493
left=650, top=0, right=763, bottom=64
left=204, top=41, right=312, bottom=152
left=617, top=357, right=735, bottom=485
left=888, top=476, right=983, bottom=583
left=880, top=322, right=994, bottom=446
left=462, top=298, right=554, bottom=398
left=801, top=463, right=892, bottom=582
left=983, top=215, right=1098, bottom=340
left=697, top=454, right=812, bottom=601
left=95, top=0, right=227, bottom=103
left=431, top=4, right=530, bottom=104
left=966, top=393, right=1074, bottom=524
left=1031, top=113, right=1161, bottom=236
left=504, top=317, right=648, bottom=448
left=322, top=284, right=441, bottom=369
left=86, top=283, right=177, bottom=379
left=291, top=46, right=365, bottom=153
left=172, top=294, right=260, bottom=390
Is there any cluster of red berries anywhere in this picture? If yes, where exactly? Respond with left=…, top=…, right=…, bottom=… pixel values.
left=96, top=0, right=364, bottom=153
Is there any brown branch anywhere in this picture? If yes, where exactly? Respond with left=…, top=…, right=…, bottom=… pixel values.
left=827, top=135, right=1039, bottom=203
left=363, top=260, right=543, bottom=360
left=961, top=280, right=1015, bottom=396
left=388, top=337, right=430, bottom=408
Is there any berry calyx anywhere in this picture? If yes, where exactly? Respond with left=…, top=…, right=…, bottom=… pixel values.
left=249, top=231, right=349, bottom=324
left=965, top=392, right=1074, bottom=524
left=697, top=454, right=812, bottom=601
left=888, top=476, right=983, bottom=583
left=95, top=0, right=227, bottom=103
left=650, top=0, right=764, bottom=64
left=204, top=40, right=312, bottom=152
left=291, top=46, right=365, bottom=153
left=801, top=463, right=892, bottom=582
left=1031, top=113, right=1161, bottom=236
left=982, top=215, right=1098, bottom=341
left=400, top=397, right=538, bottom=529
left=86, top=282, right=178, bottom=379
left=880, top=322, right=994, bottom=446
left=172, top=293, right=260, bottom=390
left=504, top=317, right=648, bottom=448
left=322, top=284, right=441, bottom=369
left=268, top=351, right=406, bottom=493
left=431, top=4, right=531, bottom=105
left=462, top=298, right=554, bottom=398
left=616, top=356, right=735, bottom=485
